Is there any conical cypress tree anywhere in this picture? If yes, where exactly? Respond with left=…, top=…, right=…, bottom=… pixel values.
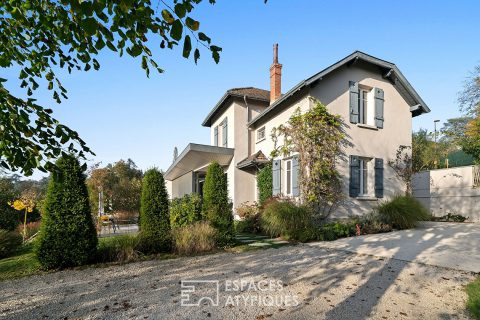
left=202, top=161, right=233, bottom=245
left=139, top=168, right=170, bottom=253
left=36, top=156, right=98, bottom=269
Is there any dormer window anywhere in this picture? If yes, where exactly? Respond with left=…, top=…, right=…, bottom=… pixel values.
left=257, top=126, right=266, bottom=142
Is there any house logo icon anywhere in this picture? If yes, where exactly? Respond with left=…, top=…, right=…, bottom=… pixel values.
left=181, top=280, right=220, bottom=307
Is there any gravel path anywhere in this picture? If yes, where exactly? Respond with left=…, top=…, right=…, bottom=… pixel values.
left=0, top=244, right=475, bottom=320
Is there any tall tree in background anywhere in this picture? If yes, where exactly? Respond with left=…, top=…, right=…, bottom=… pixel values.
left=1, top=0, right=223, bottom=175
left=87, top=159, right=143, bottom=215
left=0, top=177, right=19, bottom=231
left=458, top=65, right=480, bottom=162
left=412, top=129, right=448, bottom=171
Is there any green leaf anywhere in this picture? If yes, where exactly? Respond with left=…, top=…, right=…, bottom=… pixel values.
left=182, top=35, right=192, bottom=59
left=185, top=17, right=200, bottom=31
left=194, top=48, right=200, bottom=64
left=106, top=41, right=117, bottom=52
left=95, top=37, right=105, bottom=50
left=82, top=18, right=98, bottom=37
left=198, top=32, right=211, bottom=44
left=170, top=19, right=183, bottom=41
left=174, top=3, right=186, bottom=18
left=212, top=50, right=220, bottom=64
left=161, top=9, right=175, bottom=24
left=129, top=44, right=142, bottom=57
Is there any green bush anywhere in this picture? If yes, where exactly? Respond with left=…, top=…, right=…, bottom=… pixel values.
left=202, top=162, right=233, bottom=245
left=170, top=193, right=203, bottom=228
left=95, top=235, right=140, bottom=263
left=234, top=202, right=261, bottom=234
left=260, top=199, right=314, bottom=241
left=377, top=195, right=431, bottom=230
left=359, top=212, right=392, bottom=234
left=257, top=162, right=273, bottom=205
left=172, top=221, right=217, bottom=255
left=0, top=229, right=23, bottom=259
left=318, top=220, right=358, bottom=241
left=0, top=178, right=19, bottom=231
left=138, top=168, right=171, bottom=253
left=35, top=156, right=98, bottom=269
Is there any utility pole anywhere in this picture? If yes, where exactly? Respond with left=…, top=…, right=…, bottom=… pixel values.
left=434, top=120, right=440, bottom=169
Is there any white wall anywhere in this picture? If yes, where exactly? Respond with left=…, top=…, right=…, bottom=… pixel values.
left=413, top=166, right=480, bottom=222
left=171, top=171, right=193, bottom=199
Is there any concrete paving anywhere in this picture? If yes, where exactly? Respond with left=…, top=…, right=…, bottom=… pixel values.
left=309, top=222, right=480, bottom=273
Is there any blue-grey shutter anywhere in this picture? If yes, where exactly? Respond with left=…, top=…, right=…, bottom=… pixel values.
left=292, top=156, right=299, bottom=197
left=374, top=158, right=384, bottom=198
left=272, top=160, right=281, bottom=196
left=222, top=118, right=228, bottom=147
left=349, top=155, right=360, bottom=197
left=374, top=88, right=384, bottom=128
left=214, top=126, right=218, bottom=146
left=349, top=81, right=359, bottom=124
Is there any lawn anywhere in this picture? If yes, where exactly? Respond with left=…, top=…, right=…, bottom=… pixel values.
left=467, top=276, right=480, bottom=319
left=0, top=233, right=289, bottom=282
left=0, top=244, right=42, bottom=281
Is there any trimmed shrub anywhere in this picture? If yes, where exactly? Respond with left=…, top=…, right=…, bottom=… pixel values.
left=172, top=221, right=217, bottom=255
left=257, top=162, right=273, bottom=205
left=202, top=162, right=233, bottom=245
left=95, top=235, right=140, bottom=263
left=0, top=229, right=23, bottom=258
left=234, top=202, right=261, bottom=234
left=170, top=193, right=203, bottom=228
left=36, top=156, right=98, bottom=269
left=377, top=195, right=431, bottom=230
left=260, top=199, right=314, bottom=241
left=138, top=168, right=170, bottom=253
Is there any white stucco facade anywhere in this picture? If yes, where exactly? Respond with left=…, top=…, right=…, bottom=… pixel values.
left=164, top=51, right=430, bottom=218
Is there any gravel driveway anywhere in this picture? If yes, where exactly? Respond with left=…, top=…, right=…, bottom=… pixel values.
left=0, top=244, right=475, bottom=320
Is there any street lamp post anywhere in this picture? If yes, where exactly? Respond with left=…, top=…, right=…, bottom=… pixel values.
left=434, top=120, right=440, bottom=168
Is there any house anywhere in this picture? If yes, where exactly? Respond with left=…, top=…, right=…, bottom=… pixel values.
left=165, top=46, right=430, bottom=217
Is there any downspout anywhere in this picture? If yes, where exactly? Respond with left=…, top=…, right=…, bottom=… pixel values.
left=244, top=95, right=251, bottom=156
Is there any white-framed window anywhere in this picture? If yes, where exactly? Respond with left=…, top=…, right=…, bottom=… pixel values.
left=359, top=158, right=368, bottom=195
left=257, top=126, right=266, bottom=142
left=285, top=159, right=292, bottom=196
left=358, top=87, right=375, bottom=126
left=359, top=89, right=368, bottom=124
left=213, top=126, right=219, bottom=146
left=222, top=118, right=228, bottom=147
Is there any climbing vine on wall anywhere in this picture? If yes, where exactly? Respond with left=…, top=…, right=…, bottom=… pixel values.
left=271, top=98, right=348, bottom=220
left=256, top=161, right=273, bottom=205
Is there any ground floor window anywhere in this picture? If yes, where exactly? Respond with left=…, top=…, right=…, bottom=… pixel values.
left=359, top=158, right=368, bottom=195
left=285, top=159, right=292, bottom=195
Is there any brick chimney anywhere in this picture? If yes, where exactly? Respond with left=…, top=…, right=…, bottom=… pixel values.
left=269, top=43, right=282, bottom=103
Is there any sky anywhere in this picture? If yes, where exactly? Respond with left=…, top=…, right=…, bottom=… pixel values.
left=4, top=0, right=480, bottom=179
